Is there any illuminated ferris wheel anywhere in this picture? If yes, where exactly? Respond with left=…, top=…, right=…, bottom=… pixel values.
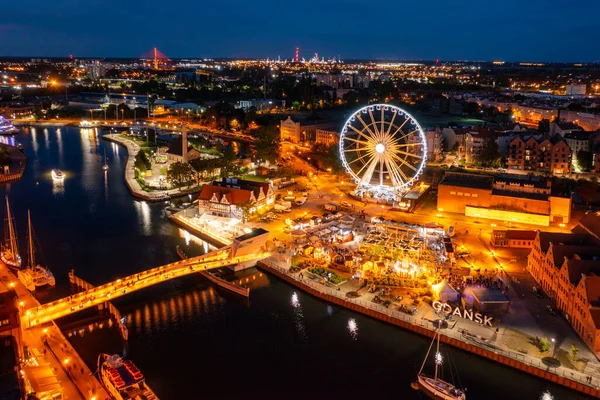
left=339, top=104, right=427, bottom=200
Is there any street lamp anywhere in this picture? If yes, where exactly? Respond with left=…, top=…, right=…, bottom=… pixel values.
left=551, top=338, right=556, bottom=357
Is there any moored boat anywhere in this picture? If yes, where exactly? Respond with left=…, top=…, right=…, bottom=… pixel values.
left=102, top=148, right=109, bottom=171
left=416, top=320, right=466, bottom=400
left=51, top=169, right=64, bottom=180
left=97, top=353, right=158, bottom=400
left=0, top=116, right=17, bottom=135
left=17, top=210, right=55, bottom=292
left=1, top=196, right=21, bottom=269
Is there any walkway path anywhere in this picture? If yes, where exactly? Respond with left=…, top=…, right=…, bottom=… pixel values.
left=22, top=247, right=268, bottom=327
left=259, top=251, right=600, bottom=397
left=2, top=265, right=108, bottom=399
left=102, top=134, right=200, bottom=202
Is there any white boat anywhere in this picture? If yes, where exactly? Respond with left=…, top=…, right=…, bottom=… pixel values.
left=416, top=321, right=466, bottom=400
left=1, top=196, right=21, bottom=269
left=51, top=169, right=64, bottom=180
left=0, top=116, right=17, bottom=135
left=79, top=120, right=98, bottom=128
left=17, top=210, right=55, bottom=292
left=102, top=149, right=109, bottom=171
left=97, top=353, right=158, bottom=400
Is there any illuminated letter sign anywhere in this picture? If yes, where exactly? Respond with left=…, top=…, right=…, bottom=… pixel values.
left=431, top=301, right=493, bottom=326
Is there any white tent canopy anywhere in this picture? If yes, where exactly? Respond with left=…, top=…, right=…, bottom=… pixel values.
left=435, top=280, right=459, bottom=303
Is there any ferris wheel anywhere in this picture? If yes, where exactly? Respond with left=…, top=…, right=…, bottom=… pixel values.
left=339, top=104, right=427, bottom=199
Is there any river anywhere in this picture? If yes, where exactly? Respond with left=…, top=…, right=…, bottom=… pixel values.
left=0, top=126, right=584, bottom=400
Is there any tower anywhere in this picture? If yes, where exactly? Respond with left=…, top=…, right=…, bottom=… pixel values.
left=294, top=47, right=299, bottom=63
left=182, top=124, right=188, bottom=163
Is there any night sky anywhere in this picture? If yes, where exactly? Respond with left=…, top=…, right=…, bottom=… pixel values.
left=2, top=0, right=599, bottom=61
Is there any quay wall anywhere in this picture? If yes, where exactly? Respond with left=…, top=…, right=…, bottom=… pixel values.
left=256, top=260, right=600, bottom=398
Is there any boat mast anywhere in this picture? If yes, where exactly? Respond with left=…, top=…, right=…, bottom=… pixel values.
left=434, top=320, right=441, bottom=381
left=5, top=196, right=18, bottom=258
left=419, top=325, right=437, bottom=376
left=27, top=210, right=35, bottom=269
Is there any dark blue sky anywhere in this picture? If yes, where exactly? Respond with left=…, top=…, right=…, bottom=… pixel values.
left=2, top=0, right=599, bottom=61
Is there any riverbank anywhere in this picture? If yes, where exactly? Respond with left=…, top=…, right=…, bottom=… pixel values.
left=103, top=134, right=201, bottom=202
left=0, top=143, right=27, bottom=183
left=256, top=257, right=600, bottom=398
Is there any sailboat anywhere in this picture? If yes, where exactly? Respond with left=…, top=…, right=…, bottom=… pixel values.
left=1, top=196, right=21, bottom=268
left=416, top=320, right=466, bottom=400
left=17, top=210, right=55, bottom=292
left=102, top=148, right=109, bottom=171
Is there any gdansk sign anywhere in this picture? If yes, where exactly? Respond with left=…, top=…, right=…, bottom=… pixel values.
left=432, top=301, right=494, bottom=327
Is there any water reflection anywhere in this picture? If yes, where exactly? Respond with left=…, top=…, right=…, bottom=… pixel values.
left=52, top=179, right=65, bottom=196
left=43, top=128, right=49, bottom=148
left=290, top=292, right=307, bottom=342
left=134, top=201, right=151, bottom=236
left=31, top=128, right=38, bottom=154
left=539, top=391, right=554, bottom=400
left=177, top=228, right=215, bottom=252
left=347, top=318, right=358, bottom=340
left=124, top=286, right=225, bottom=334
left=56, top=128, right=63, bottom=162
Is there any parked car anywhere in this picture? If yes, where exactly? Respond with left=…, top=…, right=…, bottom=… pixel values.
left=341, top=201, right=351, bottom=209
left=400, top=304, right=417, bottom=315
left=456, top=251, right=471, bottom=258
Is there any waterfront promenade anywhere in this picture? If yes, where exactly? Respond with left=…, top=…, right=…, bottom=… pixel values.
left=1, top=264, right=108, bottom=399
left=258, top=253, right=600, bottom=398
left=0, top=143, right=27, bottom=183
left=102, top=134, right=200, bottom=202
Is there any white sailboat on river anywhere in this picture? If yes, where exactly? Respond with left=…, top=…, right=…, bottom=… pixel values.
left=1, top=196, right=21, bottom=268
left=416, top=320, right=466, bottom=400
left=17, top=210, right=55, bottom=291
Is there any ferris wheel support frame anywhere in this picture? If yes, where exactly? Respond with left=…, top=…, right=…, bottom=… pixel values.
left=338, top=104, right=428, bottom=201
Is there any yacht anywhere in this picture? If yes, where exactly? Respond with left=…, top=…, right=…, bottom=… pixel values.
left=17, top=210, right=55, bottom=292
left=51, top=169, right=64, bottom=180
left=1, top=196, right=21, bottom=269
left=416, top=320, right=466, bottom=400
left=0, top=116, right=17, bottom=135
left=97, top=353, right=158, bottom=400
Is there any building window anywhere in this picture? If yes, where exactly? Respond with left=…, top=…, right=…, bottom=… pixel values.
left=472, top=193, right=478, bottom=198
left=450, top=191, right=456, bottom=195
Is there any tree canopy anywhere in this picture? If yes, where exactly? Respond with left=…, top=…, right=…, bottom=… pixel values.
left=479, top=137, right=501, bottom=167
left=253, top=125, right=280, bottom=163
left=167, top=162, right=196, bottom=188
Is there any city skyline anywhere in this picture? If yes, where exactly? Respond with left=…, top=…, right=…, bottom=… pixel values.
left=2, top=0, right=600, bottom=62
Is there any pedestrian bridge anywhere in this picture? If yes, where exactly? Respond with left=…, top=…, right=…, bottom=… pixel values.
left=22, top=229, right=270, bottom=328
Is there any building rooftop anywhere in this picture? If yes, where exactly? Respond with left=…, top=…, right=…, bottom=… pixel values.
left=537, top=232, right=598, bottom=253
left=439, top=172, right=493, bottom=190
left=572, top=212, right=600, bottom=240
left=491, top=189, right=549, bottom=201
left=198, top=185, right=252, bottom=205
left=584, top=275, right=600, bottom=309
left=493, top=174, right=549, bottom=189
left=469, top=288, right=509, bottom=303
left=505, top=230, right=538, bottom=241
left=563, top=259, right=600, bottom=286
left=235, top=227, right=269, bottom=242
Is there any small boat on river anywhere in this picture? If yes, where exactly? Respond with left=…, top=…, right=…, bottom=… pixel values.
left=1, top=196, right=21, bottom=269
left=51, top=169, right=64, bottom=180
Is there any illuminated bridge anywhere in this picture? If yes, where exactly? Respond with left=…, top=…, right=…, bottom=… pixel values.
left=22, top=229, right=270, bottom=328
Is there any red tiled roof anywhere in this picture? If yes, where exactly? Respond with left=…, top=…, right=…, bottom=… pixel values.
left=589, top=308, right=600, bottom=330
left=505, top=230, right=537, bottom=241
left=585, top=275, right=600, bottom=307
left=198, top=184, right=252, bottom=205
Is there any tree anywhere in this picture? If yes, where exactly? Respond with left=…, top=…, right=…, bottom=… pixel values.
left=237, top=200, right=255, bottom=222
left=538, top=119, right=550, bottom=134
left=576, top=150, right=591, bottom=171
left=167, top=162, right=195, bottom=188
left=253, top=125, right=280, bottom=163
left=134, top=150, right=151, bottom=171
left=570, top=344, right=579, bottom=361
left=479, top=137, right=501, bottom=167
left=540, top=337, right=549, bottom=352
